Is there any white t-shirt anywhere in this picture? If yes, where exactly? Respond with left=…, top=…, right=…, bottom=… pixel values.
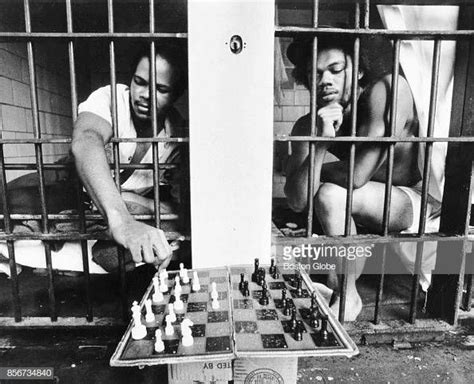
left=78, top=84, right=186, bottom=196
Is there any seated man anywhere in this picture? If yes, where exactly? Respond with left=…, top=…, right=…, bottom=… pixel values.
left=284, top=35, right=441, bottom=321
left=72, top=42, right=188, bottom=271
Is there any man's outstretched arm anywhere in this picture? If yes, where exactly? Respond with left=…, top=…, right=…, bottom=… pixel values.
left=72, top=112, right=172, bottom=268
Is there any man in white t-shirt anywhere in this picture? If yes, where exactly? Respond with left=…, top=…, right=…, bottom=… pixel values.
left=72, top=43, right=187, bottom=270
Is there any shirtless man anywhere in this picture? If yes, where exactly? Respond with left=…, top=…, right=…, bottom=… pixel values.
left=72, top=43, right=187, bottom=270
left=284, top=35, right=426, bottom=321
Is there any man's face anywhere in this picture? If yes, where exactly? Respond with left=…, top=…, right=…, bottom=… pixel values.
left=130, top=55, right=177, bottom=121
left=307, top=48, right=353, bottom=108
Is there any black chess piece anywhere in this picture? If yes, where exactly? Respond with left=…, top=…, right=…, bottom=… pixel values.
left=257, top=267, right=266, bottom=286
left=269, top=258, right=276, bottom=275
left=252, top=258, right=259, bottom=282
left=297, top=320, right=305, bottom=333
left=290, top=307, right=297, bottom=330
left=239, top=273, right=245, bottom=291
left=294, top=326, right=303, bottom=341
left=281, top=288, right=287, bottom=302
left=296, top=274, right=303, bottom=297
left=310, top=294, right=318, bottom=311
left=319, top=315, right=329, bottom=342
left=272, top=271, right=280, bottom=279
left=243, top=281, right=250, bottom=297
left=283, top=298, right=292, bottom=316
left=259, top=286, right=269, bottom=306
left=309, top=307, right=320, bottom=328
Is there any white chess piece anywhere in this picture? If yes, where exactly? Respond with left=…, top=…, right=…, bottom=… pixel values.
left=174, top=276, right=182, bottom=294
left=192, top=271, right=200, bottom=292
left=144, top=299, right=155, bottom=323
left=165, top=315, right=174, bottom=336
left=182, top=268, right=190, bottom=284
left=174, top=295, right=184, bottom=311
left=152, top=276, right=164, bottom=303
left=212, top=296, right=220, bottom=310
left=168, top=303, right=176, bottom=323
left=181, top=319, right=194, bottom=347
left=159, top=274, right=168, bottom=293
left=154, top=329, right=165, bottom=353
left=179, top=263, right=185, bottom=279
left=211, top=282, right=219, bottom=300
left=181, top=318, right=194, bottom=328
left=131, top=301, right=147, bottom=340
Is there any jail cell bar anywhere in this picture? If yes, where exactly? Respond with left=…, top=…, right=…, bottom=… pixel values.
left=275, top=0, right=474, bottom=324
left=0, top=0, right=188, bottom=324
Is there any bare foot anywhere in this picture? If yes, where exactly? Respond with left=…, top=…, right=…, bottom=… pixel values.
left=329, top=292, right=363, bottom=322
left=312, top=282, right=334, bottom=305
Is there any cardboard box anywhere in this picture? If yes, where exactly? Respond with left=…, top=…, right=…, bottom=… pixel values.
left=168, top=359, right=233, bottom=384
left=233, top=357, right=298, bottom=384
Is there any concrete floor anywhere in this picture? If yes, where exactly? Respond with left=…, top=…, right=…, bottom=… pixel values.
left=0, top=263, right=473, bottom=384
left=0, top=323, right=472, bottom=383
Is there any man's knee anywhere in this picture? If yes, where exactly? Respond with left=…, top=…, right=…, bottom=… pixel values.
left=314, top=183, right=347, bottom=215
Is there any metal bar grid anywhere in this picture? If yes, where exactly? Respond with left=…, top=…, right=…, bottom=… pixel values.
left=374, top=39, right=400, bottom=324
left=106, top=0, right=128, bottom=322
left=277, top=2, right=474, bottom=326
left=409, top=39, right=442, bottom=323
left=23, top=0, right=57, bottom=322
left=66, top=0, right=93, bottom=322
left=305, top=0, right=319, bottom=237
left=339, top=2, right=361, bottom=322
left=0, top=32, right=187, bottom=39
left=149, top=0, right=161, bottom=230
left=276, top=27, right=474, bottom=39
left=0, top=145, right=22, bottom=322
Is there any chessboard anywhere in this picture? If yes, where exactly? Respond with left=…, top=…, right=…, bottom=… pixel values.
left=110, top=267, right=234, bottom=367
left=110, top=261, right=358, bottom=367
left=231, top=262, right=358, bottom=358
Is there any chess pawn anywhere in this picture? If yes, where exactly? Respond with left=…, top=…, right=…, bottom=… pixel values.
left=281, top=288, right=287, bottom=302
left=154, top=329, right=165, bottom=353
left=168, top=303, right=176, bottom=323
left=283, top=298, right=292, bottom=316
left=290, top=307, right=297, bottom=330
left=174, top=294, right=184, bottom=311
left=144, top=299, right=155, bottom=323
left=259, top=287, right=269, bottom=306
left=152, top=277, right=164, bottom=303
left=243, top=281, right=250, bottom=297
left=165, top=315, right=174, bottom=336
left=294, top=321, right=304, bottom=341
left=182, top=268, right=190, bottom=284
left=175, top=276, right=182, bottom=293
left=211, top=297, right=220, bottom=310
left=159, top=275, right=168, bottom=293
left=179, top=263, right=186, bottom=279
left=309, top=309, right=320, bottom=329
left=192, top=271, right=201, bottom=292
left=210, top=282, right=219, bottom=300
left=319, top=316, right=329, bottom=342
left=269, top=258, right=276, bottom=275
